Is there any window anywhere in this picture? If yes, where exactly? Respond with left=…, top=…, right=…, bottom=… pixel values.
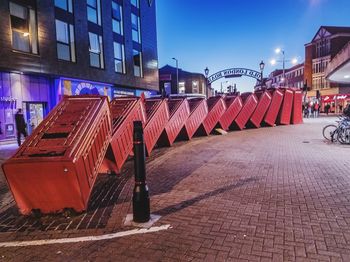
left=89, top=32, right=104, bottom=68
left=133, top=49, right=142, bottom=77
left=55, top=20, right=75, bottom=62
left=178, top=82, right=185, bottom=94
left=131, top=13, right=141, bottom=43
left=10, top=2, right=38, bottom=54
left=114, top=42, right=125, bottom=73
left=87, top=0, right=101, bottom=25
left=131, top=0, right=139, bottom=8
left=192, top=81, right=199, bottom=93
left=111, top=2, right=123, bottom=35
left=55, top=0, right=73, bottom=13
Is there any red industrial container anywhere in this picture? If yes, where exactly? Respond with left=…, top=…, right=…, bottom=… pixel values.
left=196, top=96, right=226, bottom=136
left=264, top=89, right=284, bottom=127
left=291, top=89, right=303, bottom=124
left=180, top=98, right=208, bottom=140
left=2, top=96, right=111, bottom=215
left=277, top=88, right=294, bottom=125
left=232, top=93, right=258, bottom=130
left=157, top=98, right=190, bottom=146
left=219, top=96, right=243, bottom=131
left=144, top=98, right=169, bottom=155
left=100, top=96, right=146, bottom=174
left=249, top=91, right=272, bottom=128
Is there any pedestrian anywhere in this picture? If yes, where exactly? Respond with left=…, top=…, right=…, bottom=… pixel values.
left=325, top=104, right=330, bottom=115
left=314, top=102, right=319, bottom=118
left=308, top=102, right=312, bottom=118
left=15, top=108, right=27, bottom=146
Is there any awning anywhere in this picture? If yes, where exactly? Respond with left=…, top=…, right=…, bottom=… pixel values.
left=321, top=94, right=350, bottom=102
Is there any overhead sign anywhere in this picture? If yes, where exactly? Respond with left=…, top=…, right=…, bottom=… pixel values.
left=208, top=68, right=262, bottom=84
left=322, top=94, right=349, bottom=101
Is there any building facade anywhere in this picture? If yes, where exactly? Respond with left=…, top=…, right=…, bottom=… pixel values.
left=265, top=63, right=304, bottom=90
left=304, top=26, right=350, bottom=112
left=159, top=65, right=207, bottom=96
left=0, top=0, right=159, bottom=142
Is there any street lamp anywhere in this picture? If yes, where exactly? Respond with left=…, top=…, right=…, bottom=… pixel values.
left=259, top=60, right=265, bottom=88
left=204, top=67, right=209, bottom=97
left=172, top=58, right=179, bottom=94
left=270, top=48, right=298, bottom=86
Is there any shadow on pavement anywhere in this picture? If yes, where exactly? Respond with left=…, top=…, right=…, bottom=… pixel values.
left=155, top=177, right=259, bottom=216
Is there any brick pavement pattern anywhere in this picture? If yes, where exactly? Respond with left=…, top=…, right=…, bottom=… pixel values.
left=0, top=117, right=350, bottom=261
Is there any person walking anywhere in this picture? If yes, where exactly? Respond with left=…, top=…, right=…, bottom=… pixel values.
left=15, top=108, right=27, bottom=146
left=314, top=102, right=319, bottom=118
left=325, top=104, right=330, bottom=115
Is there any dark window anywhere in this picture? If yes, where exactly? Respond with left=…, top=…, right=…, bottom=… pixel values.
left=131, top=0, right=139, bottom=8
left=55, top=19, right=76, bottom=62
left=89, top=32, right=104, bottom=68
left=54, top=0, right=73, bottom=13
left=9, top=2, right=38, bottom=54
left=133, top=49, right=142, bottom=77
left=114, top=42, right=125, bottom=73
left=131, top=13, right=141, bottom=43
left=87, top=0, right=101, bottom=25
left=112, top=1, right=123, bottom=35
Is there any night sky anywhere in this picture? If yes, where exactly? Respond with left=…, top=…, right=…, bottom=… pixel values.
left=156, top=0, right=350, bottom=92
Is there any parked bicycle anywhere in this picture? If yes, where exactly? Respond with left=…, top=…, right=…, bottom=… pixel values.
left=322, top=115, right=350, bottom=144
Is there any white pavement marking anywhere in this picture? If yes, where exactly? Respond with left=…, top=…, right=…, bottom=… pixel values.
left=0, top=225, right=171, bottom=248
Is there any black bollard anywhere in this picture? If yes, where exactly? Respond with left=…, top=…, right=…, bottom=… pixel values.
left=132, top=121, right=150, bottom=223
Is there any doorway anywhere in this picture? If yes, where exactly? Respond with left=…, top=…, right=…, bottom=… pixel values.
left=25, top=102, right=46, bottom=134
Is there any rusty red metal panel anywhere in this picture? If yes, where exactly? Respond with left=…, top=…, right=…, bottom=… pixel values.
left=144, top=98, right=169, bottom=155
left=219, top=96, right=243, bottom=131
left=232, top=93, right=258, bottom=130
left=277, top=88, right=294, bottom=125
left=158, top=98, right=190, bottom=146
left=291, top=90, right=303, bottom=124
left=2, top=96, right=111, bottom=215
left=181, top=98, right=208, bottom=140
left=196, top=96, right=226, bottom=136
left=264, top=89, right=284, bottom=127
left=100, top=96, right=146, bottom=175
left=249, top=91, right=272, bottom=128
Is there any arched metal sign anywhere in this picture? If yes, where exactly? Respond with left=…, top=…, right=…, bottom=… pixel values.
left=208, top=68, right=261, bottom=84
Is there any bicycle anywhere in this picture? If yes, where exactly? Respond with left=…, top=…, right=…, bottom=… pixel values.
left=322, top=116, right=350, bottom=144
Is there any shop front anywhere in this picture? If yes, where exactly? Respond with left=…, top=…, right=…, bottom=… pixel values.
left=0, top=72, right=53, bottom=143
left=321, top=94, right=350, bottom=113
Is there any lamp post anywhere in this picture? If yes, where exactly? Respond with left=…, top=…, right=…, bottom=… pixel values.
left=172, top=57, right=179, bottom=94
left=204, top=67, right=209, bottom=98
left=259, top=60, right=265, bottom=88
left=271, top=48, right=298, bottom=87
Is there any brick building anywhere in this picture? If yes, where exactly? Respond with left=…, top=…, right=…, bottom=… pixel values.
left=0, top=0, right=159, bottom=142
left=159, top=65, right=208, bottom=96
left=304, top=26, right=350, bottom=112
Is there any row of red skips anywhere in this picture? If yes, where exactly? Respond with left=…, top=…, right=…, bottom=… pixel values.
left=2, top=88, right=303, bottom=215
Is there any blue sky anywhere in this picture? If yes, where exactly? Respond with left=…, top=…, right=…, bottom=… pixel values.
left=156, top=0, right=350, bottom=92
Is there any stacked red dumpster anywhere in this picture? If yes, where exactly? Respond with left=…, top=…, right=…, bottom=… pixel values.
left=219, top=96, right=243, bottom=131
left=291, top=90, right=303, bottom=124
left=181, top=98, right=208, bottom=140
left=144, top=98, right=169, bottom=155
left=158, top=98, right=190, bottom=146
left=249, top=91, right=272, bottom=128
left=100, top=96, right=146, bottom=174
left=2, top=96, right=111, bottom=215
left=277, top=88, right=294, bottom=125
left=264, top=89, right=284, bottom=127
left=232, top=93, right=258, bottom=130
left=196, top=96, right=226, bottom=135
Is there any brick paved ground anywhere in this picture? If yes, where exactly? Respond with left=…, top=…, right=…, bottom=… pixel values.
left=0, top=117, right=350, bottom=261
